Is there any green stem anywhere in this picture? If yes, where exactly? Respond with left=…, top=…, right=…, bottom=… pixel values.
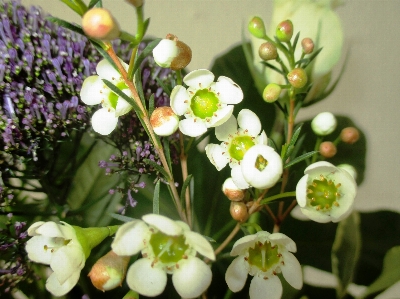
left=311, top=136, right=323, bottom=163
left=259, top=191, right=296, bottom=205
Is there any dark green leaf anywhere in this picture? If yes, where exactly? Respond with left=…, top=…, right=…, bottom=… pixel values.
left=180, top=174, right=193, bottom=208
left=88, top=0, right=102, bottom=8
left=132, top=38, right=162, bottom=78
left=155, top=76, right=171, bottom=96
left=162, top=137, right=172, bottom=173
left=331, top=211, right=362, bottom=299
left=284, top=151, right=318, bottom=169
left=109, top=213, right=136, bottom=223
left=60, top=0, right=87, bottom=15
left=148, top=93, right=155, bottom=116
left=283, top=123, right=303, bottom=161
left=143, top=158, right=170, bottom=180
left=47, top=16, right=85, bottom=35
left=153, top=180, right=160, bottom=214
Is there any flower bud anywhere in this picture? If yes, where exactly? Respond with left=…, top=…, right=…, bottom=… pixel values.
left=301, top=37, right=314, bottom=54
left=248, top=16, right=266, bottom=38
left=263, top=83, right=281, bottom=103
left=276, top=20, right=293, bottom=42
left=222, top=178, right=245, bottom=201
left=89, top=250, right=130, bottom=291
left=340, top=127, right=360, bottom=144
left=125, top=0, right=143, bottom=7
left=319, top=141, right=337, bottom=158
left=230, top=201, right=248, bottom=222
left=82, top=8, right=120, bottom=41
left=153, top=34, right=192, bottom=70
left=311, top=112, right=337, bottom=136
left=150, top=106, right=179, bottom=136
left=258, top=42, right=278, bottom=61
left=287, top=68, right=308, bottom=89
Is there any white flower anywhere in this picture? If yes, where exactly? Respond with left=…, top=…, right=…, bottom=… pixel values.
left=205, top=109, right=268, bottom=189
left=296, top=161, right=357, bottom=223
left=111, top=214, right=215, bottom=298
left=25, top=221, right=86, bottom=297
left=311, top=112, right=337, bottom=136
left=80, top=58, right=133, bottom=135
left=241, top=144, right=283, bottom=189
left=225, top=231, right=302, bottom=299
left=170, top=69, right=243, bottom=137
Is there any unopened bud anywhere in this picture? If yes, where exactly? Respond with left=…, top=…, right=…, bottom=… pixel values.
left=230, top=201, right=248, bottom=222
left=311, top=112, right=337, bottom=136
left=263, top=83, right=281, bottom=103
left=258, top=42, right=278, bottom=61
left=125, top=0, right=143, bottom=7
left=287, top=68, right=308, bottom=89
left=222, top=178, right=245, bottom=201
left=153, top=34, right=192, bottom=70
left=319, top=141, right=337, bottom=158
left=248, top=16, right=266, bottom=38
left=301, top=37, right=314, bottom=54
left=88, top=250, right=130, bottom=291
left=150, top=106, right=179, bottom=136
left=82, top=8, right=120, bottom=40
left=340, top=127, right=360, bottom=144
left=276, top=20, right=293, bottom=42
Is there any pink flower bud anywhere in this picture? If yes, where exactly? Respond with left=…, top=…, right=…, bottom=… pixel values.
left=319, top=141, right=337, bottom=158
left=287, top=68, right=308, bottom=89
left=82, top=8, right=120, bottom=41
left=276, top=20, right=293, bottom=42
left=301, top=37, right=314, bottom=54
left=230, top=201, right=248, bottom=222
left=248, top=16, right=266, bottom=38
left=258, top=42, right=278, bottom=61
left=340, top=127, right=360, bottom=144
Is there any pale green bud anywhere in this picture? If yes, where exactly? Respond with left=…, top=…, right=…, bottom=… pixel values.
left=263, top=83, right=281, bottom=103
left=248, top=16, right=266, bottom=38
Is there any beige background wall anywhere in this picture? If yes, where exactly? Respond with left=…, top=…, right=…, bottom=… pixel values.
left=21, top=0, right=400, bottom=213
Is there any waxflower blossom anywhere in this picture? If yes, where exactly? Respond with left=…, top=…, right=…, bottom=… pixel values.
left=112, top=214, right=215, bottom=298
left=153, top=34, right=192, bottom=71
left=205, top=109, right=268, bottom=189
left=296, top=161, right=357, bottom=223
left=80, top=58, right=133, bottom=135
left=225, top=231, right=302, bottom=299
left=170, top=69, right=243, bottom=137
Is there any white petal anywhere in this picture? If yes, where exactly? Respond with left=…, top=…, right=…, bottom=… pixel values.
left=249, top=275, right=282, bottom=299
left=304, top=161, right=335, bottom=174
left=205, top=144, right=228, bottom=171
left=142, top=214, right=182, bottom=236
left=215, top=114, right=237, bottom=141
left=214, top=76, right=243, bottom=104
left=27, top=221, right=45, bottom=236
left=241, top=145, right=282, bottom=189
left=183, top=69, right=214, bottom=89
left=25, top=236, right=54, bottom=265
left=170, top=85, right=190, bottom=116
left=268, top=233, right=297, bottom=253
left=126, top=258, right=167, bottom=297
left=231, top=165, right=250, bottom=189
left=230, top=234, right=257, bottom=256
left=50, top=245, right=85, bottom=285
left=225, top=256, right=248, bottom=292
left=179, top=118, right=207, bottom=137
left=208, top=105, right=234, bottom=127
left=295, top=175, right=309, bottom=207
left=111, top=220, right=149, bottom=256
left=115, top=93, right=133, bottom=117
left=281, top=252, right=303, bottom=289
left=36, top=221, right=73, bottom=239
left=237, top=109, right=261, bottom=137
left=80, top=76, right=104, bottom=105
left=172, top=257, right=212, bottom=298
left=184, top=231, right=215, bottom=260
left=46, top=270, right=80, bottom=297
left=153, top=39, right=178, bottom=68
left=256, top=130, right=268, bottom=145
left=96, top=58, right=128, bottom=82
left=300, top=206, right=332, bottom=223
left=91, top=108, right=118, bottom=135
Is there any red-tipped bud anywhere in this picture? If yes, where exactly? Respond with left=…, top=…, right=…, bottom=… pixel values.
left=88, top=250, right=130, bottom=291
left=319, top=141, right=337, bottom=158
left=150, top=106, right=179, bottom=136
left=82, top=8, right=120, bottom=41
left=153, top=34, right=192, bottom=70
left=222, top=178, right=245, bottom=201
left=276, top=20, right=293, bottom=42
left=301, top=37, right=314, bottom=54
left=248, top=16, right=266, bottom=38
left=340, top=127, right=360, bottom=144
left=125, top=0, right=143, bottom=7
left=230, top=201, right=248, bottom=222
left=287, top=68, right=308, bottom=89
left=263, top=83, right=281, bottom=103
left=258, top=42, right=278, bottom=61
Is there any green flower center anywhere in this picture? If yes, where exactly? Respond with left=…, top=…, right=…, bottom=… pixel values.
left=255, top=154, right=268, bottom=171
left=248, top=241, right=280, bottom=272
left=229, top=136, right=255, bottom=161
left=190, top=88, right=219, bottom=119
left=108, top=81, right=128, bottom=109
left=149, top=231, right=189, bottom=264
left=307, top=175, right=341, bottom=210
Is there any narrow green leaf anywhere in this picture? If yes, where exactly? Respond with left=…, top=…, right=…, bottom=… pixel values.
left=358, top=246, right=400, bottom=299
left=155, top=76, right=171, bottom=96
left=143, top=158, right=170, bottom=180
left=283, top=123, right=303, bottom=161
left=180, top=174, right=193, bottom=208
left=284, top=151, right=318, bottom=168
left=153, top=180, right=160, bottom=214
left=132, top=38, right=162, bottom=77
left=331, top=211, right=362, bottom=299
left=88, top=0, right=102, bottom=8
left=102, top=79, right=141, bottom=114
left=60, top=0, right=88, bottom=16
left=109, top=213, right=136, bottom=223
left=261, top=61, right=286, bottom=76
left=162, top=137, right=172, bottom=173
left=47, top=16, right=85, bottom=35
left=302, top=47, right=323, bottom=69
left=134, top=67, right=146, bottom=107
left=148, top=93, right=155, bottom=116
left=292, top=31, right=300, bottom=53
